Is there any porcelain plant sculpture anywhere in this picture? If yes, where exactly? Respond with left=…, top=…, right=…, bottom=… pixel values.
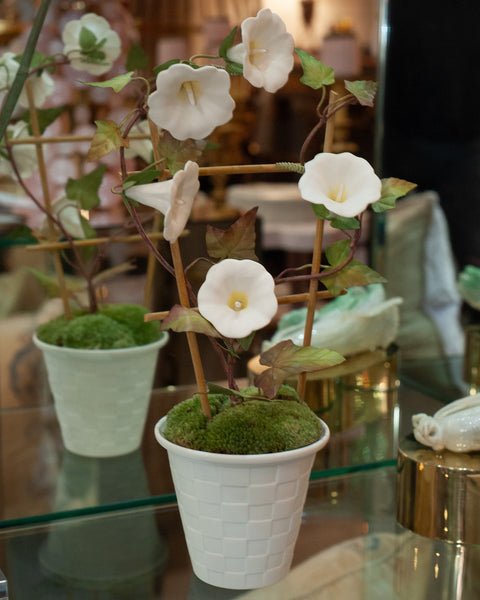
left=0, top=4, right=418, bottom=588
left=413, top=393, right=480, bottom=452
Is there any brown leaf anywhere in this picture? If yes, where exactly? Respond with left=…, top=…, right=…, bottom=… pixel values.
left=162, top=304, right=220, bottom=337
left=206, top=207, right=258, bottom=260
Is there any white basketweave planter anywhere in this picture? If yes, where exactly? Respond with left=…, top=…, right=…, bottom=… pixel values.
left=155, top=415, right=330, bottom=590
left=34, top=333, right=168, bottom=458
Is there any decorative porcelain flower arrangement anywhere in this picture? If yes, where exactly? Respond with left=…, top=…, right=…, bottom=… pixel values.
left=1, top=6, right=415, bottom=433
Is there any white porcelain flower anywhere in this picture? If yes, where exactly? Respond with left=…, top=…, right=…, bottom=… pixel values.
left=40, top=197, right=86, bottom=239
left=124, top=120, right=153, bottom=163
left=197, top=259, right=278, bottom=339
left=124, top=161, right=200, bottom=243
left=62, top=13, right=121, bottom=76
left=0, top=122, right=38, bottom=179
left=147, top=64, right=235, bottom=140
left=298, top=152, right=382, bottom=218
left=227, top=8, right=294, bottom=93
left=0, top=52, right=54, bottom=108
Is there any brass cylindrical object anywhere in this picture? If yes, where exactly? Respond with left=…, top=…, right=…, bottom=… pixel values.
left=396, top=437, right=480, bottom=544
left=463, top=324, right=480, bottom=393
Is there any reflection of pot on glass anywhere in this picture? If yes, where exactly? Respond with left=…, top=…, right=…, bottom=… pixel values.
left=39, top=449, right=168, bottom=591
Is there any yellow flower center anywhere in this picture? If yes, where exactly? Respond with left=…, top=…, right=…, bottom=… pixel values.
left=248, top=41, right=267, bottom=65
left=228, top=291, right=248, bottom=312
left=178, top=80, right=202, bottom=106
left=327, top=183, right=348, bottom=203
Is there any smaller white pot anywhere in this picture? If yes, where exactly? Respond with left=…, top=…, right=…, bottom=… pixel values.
left=35, top=333, right=168, bottom=457
left=155, top=415, right=330, bottom=589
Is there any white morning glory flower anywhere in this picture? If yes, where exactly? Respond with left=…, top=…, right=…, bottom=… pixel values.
left=0, top=121, right=38, bottom=179
left=0, top=52, right=54, bottom=108
left=147, top=64, right=235, bottom=141
left=62, top=13, right=121, bottom=76
left=40, top=196, right=86, bottom=240
left=124, top=120, right=153, bottom=164
left=298, top=152, right=382, bottom=218
left=197, top=258, right=278, bottom=339
left=124, top=160, right=200, bottom=243
left=227, top=8, right=294, bottom=93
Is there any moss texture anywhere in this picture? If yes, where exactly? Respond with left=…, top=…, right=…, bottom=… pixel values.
left=163, top=395, right=323, bottom=454
left=36, top=303, right=161, bottom=349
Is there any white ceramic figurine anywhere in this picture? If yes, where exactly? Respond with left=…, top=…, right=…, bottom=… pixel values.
left=412, top=393, right=480, bottom=452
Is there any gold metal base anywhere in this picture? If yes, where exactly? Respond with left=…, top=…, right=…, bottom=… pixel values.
left=248, top=347, right=399, bottom=433
left=396, top=437, right=480, bottom=544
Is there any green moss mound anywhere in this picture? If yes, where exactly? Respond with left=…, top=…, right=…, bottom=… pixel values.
left=163, top=395, right=323, bottom=454
left=36, top=303, right=161, bottom=349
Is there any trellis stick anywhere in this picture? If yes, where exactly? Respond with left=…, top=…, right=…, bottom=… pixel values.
left=148, top=122, right=211, bottom=418
left=144, top=290, right=344, bottom=322
left=143, top=119, right=166, bottom=308
left=297, top=91, right=337, bottom=400
left=26, top=231, right=168, bottom=252
left=25, top=80, right=71, bottom=319
left=8, top=132, right=150, bottom=145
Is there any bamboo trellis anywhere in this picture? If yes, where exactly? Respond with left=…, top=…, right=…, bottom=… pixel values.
left=15, top=84, right=339, bottom=406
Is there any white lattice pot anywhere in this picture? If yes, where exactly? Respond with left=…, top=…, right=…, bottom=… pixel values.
left=155, top=415, right=330, bottom=589
left=35, top=333, right=168, bottom=457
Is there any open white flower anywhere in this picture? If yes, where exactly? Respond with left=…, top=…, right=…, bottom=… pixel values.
left=40, top=196, right=86, bottom=240
left=227, top=8, right=294, bottom=93
left=197, top=259, right=278, bottom=339
left=124, top=120, right=153, bottom=163
left=124, top=161, right=200, bottom=243
left=0, top=52, right=54, bottom=108
left=147, top=64, right=235, bottom=141
left=0, top=122, right=38, bottom=179
left=298, top=152, right=382, bottom=218
left=62, top=13, right=121, bottom=76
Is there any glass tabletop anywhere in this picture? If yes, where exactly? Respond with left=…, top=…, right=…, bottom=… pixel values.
left=0, top=354, right=466, bottom=529
left=1, top=461, right=479, bottom=599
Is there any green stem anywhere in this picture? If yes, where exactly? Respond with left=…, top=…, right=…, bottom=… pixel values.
left=189, top=54, right=220, bottom=62
left=0, top=0, right=53, bottom=141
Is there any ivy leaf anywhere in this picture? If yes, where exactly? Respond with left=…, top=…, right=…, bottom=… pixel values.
left=122, top=168, right=162, bottom=191
left=218, top=26, right=244, bottom=75
left=156, top=130, right=205, bottom=175
left=344, top=80, right=378, bottom=107
left=255, top=340, right=344, bottom=399
left=126, top=43, right=148, bottom=71
left=206, top=207, right=258, bottom=260
left=311, top=204, right=360, bottom=230
left=65, top=165, right=107, bottom=210
left=296, top=48, right=335, bottom=89
left=311, top=204, right=330, bottom=220
left=4, top=224, right=37, bottom=244
left=218, top=26, right=238, bottom=59
left=87, top=120, right=129, bottom=161
left=321, top=240, right=386, bottom=296
left=371, top=178, right=417, bottom=213
left=80, top=215, right=97, bottom=239
left=14, top=51, right=53, bottom=72
left=162, top=305, right=221, bottom=337
left=79, top=26, right=98, bottom=52
left=82, top=72, right=135, bottom=93
left=153, top=58, right=182, bottom=75
left=237, top=331, right=256, bottom=352
left=21, top=105, right=67, bottom=135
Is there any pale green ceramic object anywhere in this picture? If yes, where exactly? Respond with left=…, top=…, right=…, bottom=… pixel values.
left=264, top=284, right=403, bottom=357
left=458, top=265, right=480, bottom=311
